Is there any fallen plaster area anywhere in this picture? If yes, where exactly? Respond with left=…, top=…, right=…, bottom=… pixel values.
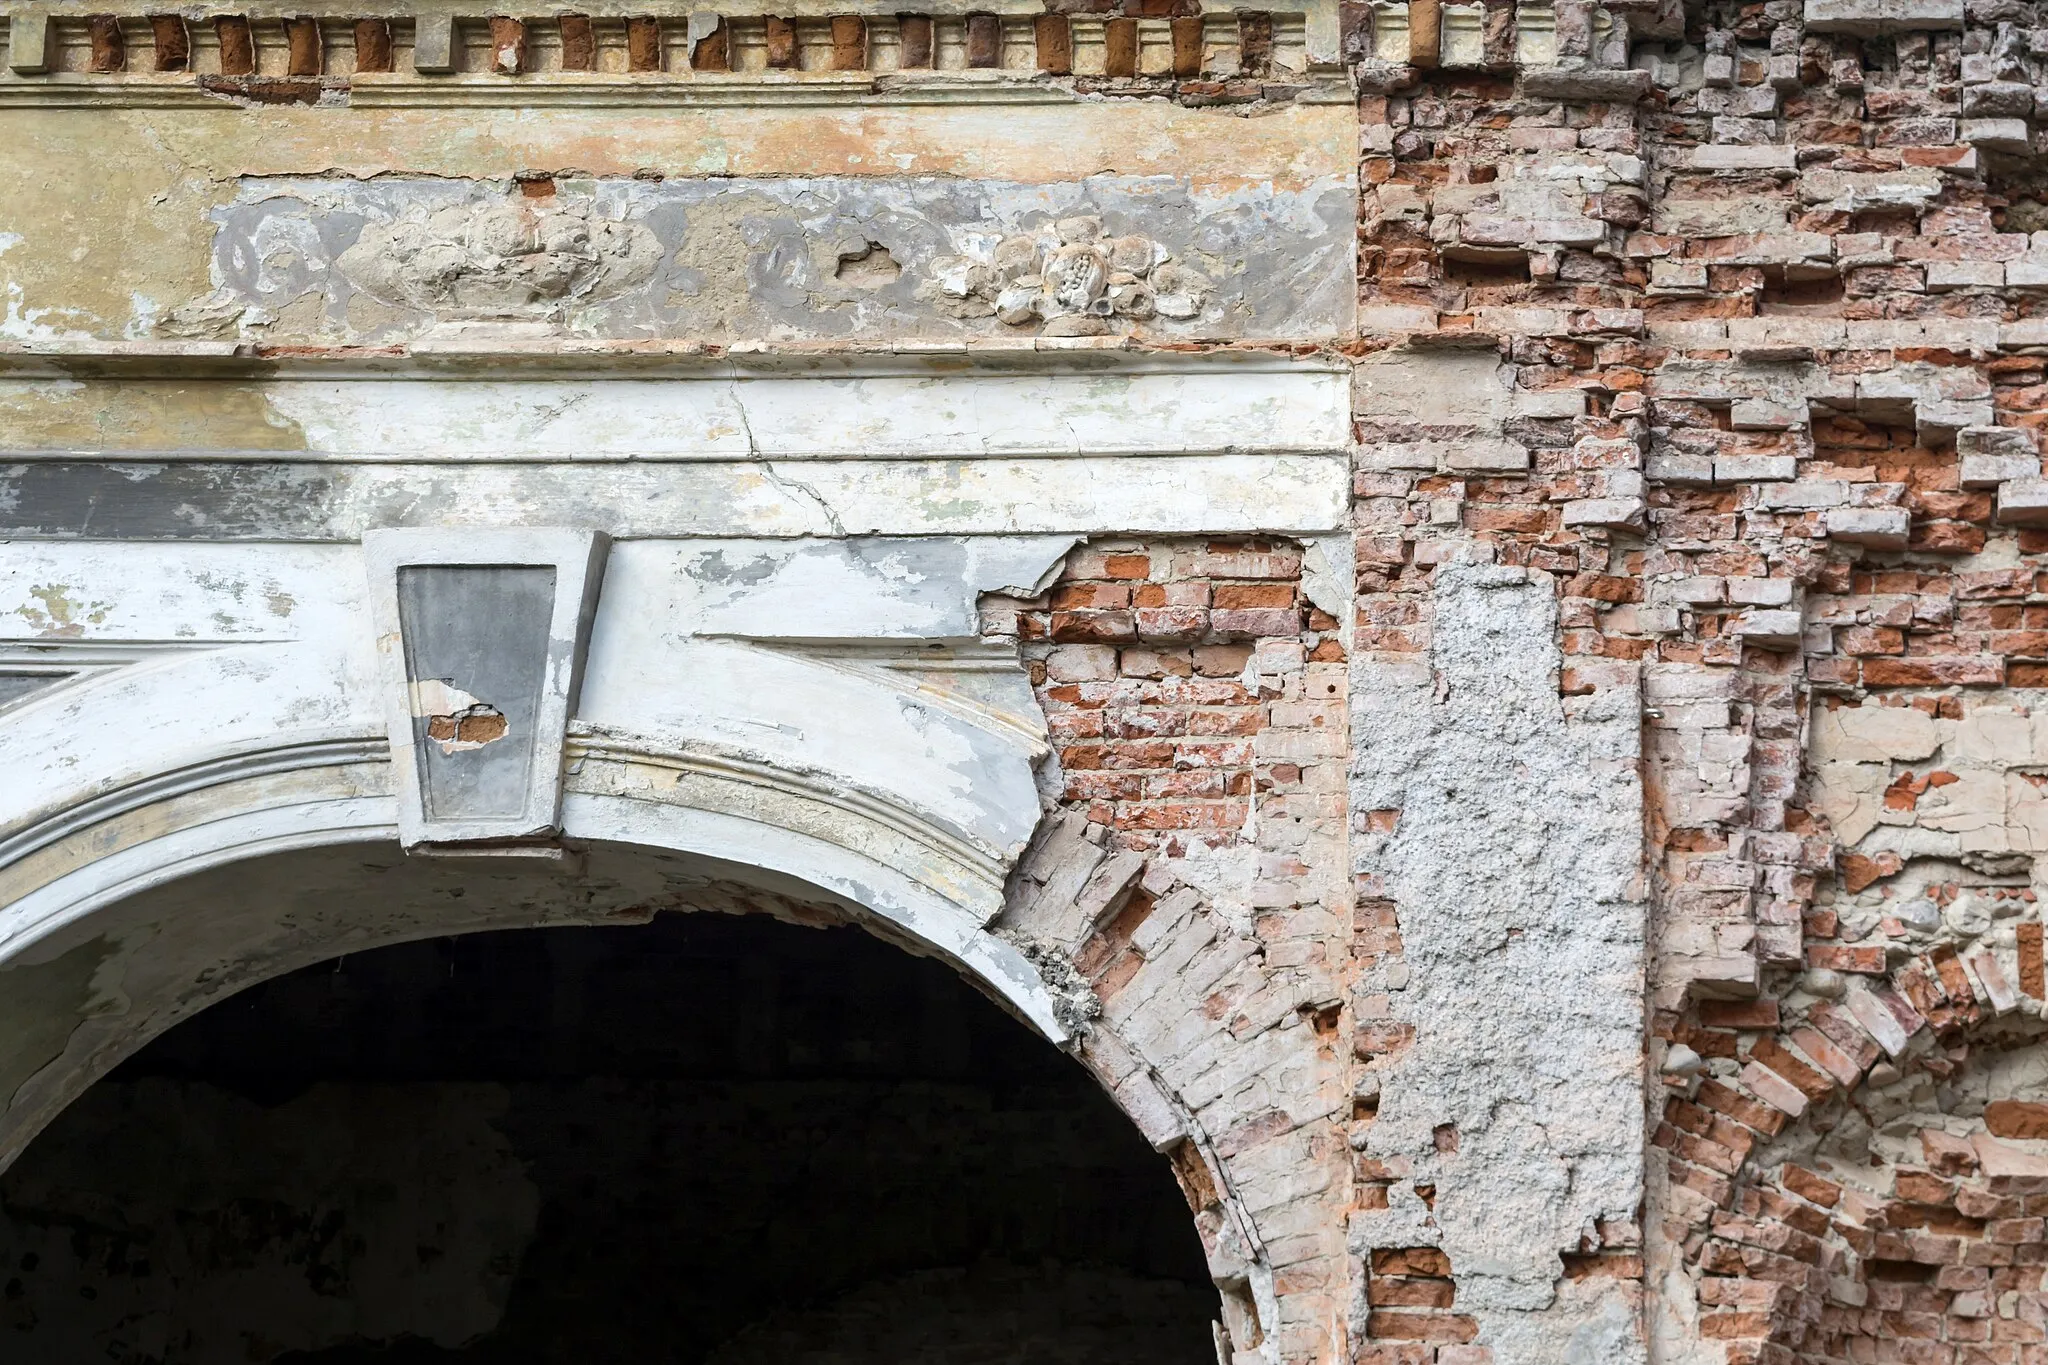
left=1350, top=563, right=1647, bottom=1365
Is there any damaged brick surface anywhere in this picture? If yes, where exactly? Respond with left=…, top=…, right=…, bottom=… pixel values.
left=1344, top=0, right=2048, bottom=1356
left=990, top=539, right=1353, bottom=1364
left=15, top=0, right=2048, bottom=1360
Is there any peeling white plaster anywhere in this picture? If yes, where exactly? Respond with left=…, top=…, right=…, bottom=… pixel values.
left=122, top=292, right=164, bottom=341
left=0, top=281, right=86, bottom=343
left=245, top=365, right=1351, bottom=461
left=0, top=544, right=355, bottom=643
left=409, top=678, right=488, bottom=717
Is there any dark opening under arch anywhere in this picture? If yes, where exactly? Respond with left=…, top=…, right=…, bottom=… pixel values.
left=0, top=910, right=1216, bottom=1363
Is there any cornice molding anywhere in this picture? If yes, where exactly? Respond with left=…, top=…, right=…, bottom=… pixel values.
left=2, top=5, right=1350, bottom=106
left=0, top=68, right=1352, bottom=107
left=0, top=336, right=1354, bottom=379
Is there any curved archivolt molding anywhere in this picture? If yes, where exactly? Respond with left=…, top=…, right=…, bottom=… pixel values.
left=0, top=745, right=1068, bottom=1172
left=0, top=610, right=1075, bottom=1174
left=0, top=733, right=1304, bottom=1361
left=0, top=690, right=1303, bottom=1361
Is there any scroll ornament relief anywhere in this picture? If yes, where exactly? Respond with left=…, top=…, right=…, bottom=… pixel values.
left=923, top=215, right=1212, bottom=336
left=336, top=199, right=663, bottom=317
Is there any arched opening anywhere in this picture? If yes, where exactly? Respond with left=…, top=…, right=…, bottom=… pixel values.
left=0, top=847, right=1217, bottom=1362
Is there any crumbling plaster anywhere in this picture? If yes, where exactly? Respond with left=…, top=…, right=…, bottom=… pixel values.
left=0, top=99, right=1352, bottom=341
left=1351, top=564, right=1648, bottom=1365
left=180, top=173, right=1355, bottom=342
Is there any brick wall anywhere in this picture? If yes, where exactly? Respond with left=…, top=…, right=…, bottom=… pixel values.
left=1346, top=0, right=2048, bottom=1358
left=987, top=538, right=1354, bottom=1364
left=1001, top=538, right=1344, bottom=855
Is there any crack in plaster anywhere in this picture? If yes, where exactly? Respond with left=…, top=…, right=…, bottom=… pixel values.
left=715, top=373, right=851, bottom=537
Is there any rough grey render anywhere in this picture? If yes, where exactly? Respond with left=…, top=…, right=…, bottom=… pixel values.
left=1349, top=564, right=1647, bottom=1365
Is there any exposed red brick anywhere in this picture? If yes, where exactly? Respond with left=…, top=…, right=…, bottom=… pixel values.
left=1032, top=14, right=1069, bottom=73
left=626, top=17, right=663, bottom=70
left=148, top=14, right=188, bottom=71
left=286, top=15, right=322, bottom=75
left=214, top=15, right=254, bottom=73
left=1366, top=1311, right=1477, bottom=1343
left=354, top=18, right=394, bottom=71
left=1700, top=1000, right=1780, bottom=1030
left=1751, top=1035, right=1836, bottom=1104
left=1170, top=15, right=1202, bottom=76
left=829, top=15, right=866, bottom=68
left=1103, top=17, right=1137, bottom=76
left=1781, top=1165, right=1843, bottom=1209
left=690, top=16, right=729, bottom=69
left=88, top=15, right=125, bottom=72
left=1986, top=1102, right=2048, bottom=1141
left=964, top=11, right=1000, bottom=66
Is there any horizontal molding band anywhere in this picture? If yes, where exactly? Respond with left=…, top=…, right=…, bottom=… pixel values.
left=0, top=342, right=1352, bottom=377
left=0, top=70, right=1350, bottom=107
left=0, top=363, right=1352, bottom=461
left=0, top=454, right=1352, bottom=540
left=0, top=446, right=1342, bottom=462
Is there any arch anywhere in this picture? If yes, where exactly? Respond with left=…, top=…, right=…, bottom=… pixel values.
left=0, top=695, right=1069, bottom=1173
left=0, top=542, right=1073, bottom=1119
left=0, top=534, right=1338, bottom=1363
left=0, top=748, right=1287, bottom=1347
left=2, top=862, right=1227, bottom=1364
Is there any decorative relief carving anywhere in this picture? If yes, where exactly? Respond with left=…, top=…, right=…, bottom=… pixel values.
left=168, top=176, right=1349, bottom=344
left=924, top=215, right=1211, bottom=336
left=336, top=198, right=662, bottom=318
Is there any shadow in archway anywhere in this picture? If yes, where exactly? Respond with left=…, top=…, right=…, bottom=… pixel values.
left=1, top=913, right=1215, bottom=1363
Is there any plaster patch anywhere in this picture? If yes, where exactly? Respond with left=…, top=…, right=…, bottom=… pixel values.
left=1350, top=564, right=1647, bottom=1365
